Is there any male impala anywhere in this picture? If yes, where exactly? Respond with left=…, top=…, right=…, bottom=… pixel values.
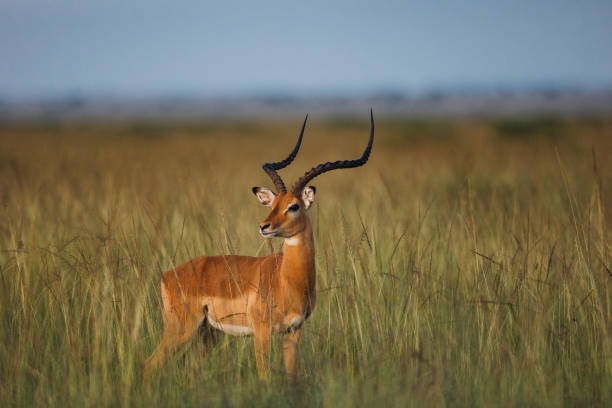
left=144, top=111, right=374, bottom=381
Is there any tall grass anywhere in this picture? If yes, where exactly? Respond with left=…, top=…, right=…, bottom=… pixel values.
left=0, top=117, right=610, bottom=406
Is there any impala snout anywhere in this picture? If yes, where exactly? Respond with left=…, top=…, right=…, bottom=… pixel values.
left=259, top=222, right=275, bottom=237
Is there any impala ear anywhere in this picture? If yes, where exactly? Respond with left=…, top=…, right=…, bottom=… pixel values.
left=252, top=187, right=276, bottom=206
left=301, top=186, right=316, bottom=209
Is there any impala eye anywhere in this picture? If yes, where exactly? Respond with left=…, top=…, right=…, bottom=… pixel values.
left=288, top=204, right=300, bottom=212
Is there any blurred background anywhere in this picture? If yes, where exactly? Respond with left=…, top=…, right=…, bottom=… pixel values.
left=2, top=0, right=612, bottom=119
left=2, top=2, right=612, bottom=407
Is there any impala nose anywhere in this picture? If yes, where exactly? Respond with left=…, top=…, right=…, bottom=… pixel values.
left=260, top=223, right=270, bottom=233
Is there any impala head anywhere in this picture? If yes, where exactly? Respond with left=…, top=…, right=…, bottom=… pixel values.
left=252, top=186, right=316, bottom=238
left=252, top=110, right=375, bottom=239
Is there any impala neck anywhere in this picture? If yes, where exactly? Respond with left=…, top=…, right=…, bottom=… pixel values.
left=280, top=216, right=315, bottom=282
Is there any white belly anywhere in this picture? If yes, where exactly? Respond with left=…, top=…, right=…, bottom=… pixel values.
left=207, top=316, right=254, bottom=336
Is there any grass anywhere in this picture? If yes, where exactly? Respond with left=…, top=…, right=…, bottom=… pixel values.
left=0, top=116, right=611, bottom=407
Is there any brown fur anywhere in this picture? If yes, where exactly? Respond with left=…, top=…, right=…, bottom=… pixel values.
left=144, top=191, right=316, bottom=381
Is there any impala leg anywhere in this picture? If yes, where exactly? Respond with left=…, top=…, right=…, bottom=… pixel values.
left=283, top=327, right=302, bottom=383
left=196, top=320, right=221, bottom=358
left=144, top=313, right=201, bottom=381
left=253, top=325, right=271, bottom=380
left=144, top=332, right=171, bottom=381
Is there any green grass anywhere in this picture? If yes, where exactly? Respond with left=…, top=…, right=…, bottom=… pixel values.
left=0, top=117, right=611, bottom=407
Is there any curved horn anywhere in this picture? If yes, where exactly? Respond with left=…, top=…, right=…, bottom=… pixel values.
left=262, top=114, right=308, bottom=193
left=292, top=109, right=374, bottom=194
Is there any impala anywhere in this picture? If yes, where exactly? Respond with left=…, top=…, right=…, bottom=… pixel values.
left=144, top=111, right=374, bottom=381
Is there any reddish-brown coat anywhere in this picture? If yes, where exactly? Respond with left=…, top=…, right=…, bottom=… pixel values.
left=145, top=191, right=316, bottom=380
left=144, top=111, right=372, bottom=382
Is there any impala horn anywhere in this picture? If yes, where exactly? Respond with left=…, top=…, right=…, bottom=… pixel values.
left=292, top=109, right=374, bottom=194
left=261, top=115, right=308, bottom=193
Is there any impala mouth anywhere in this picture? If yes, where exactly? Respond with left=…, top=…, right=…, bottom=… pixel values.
left=259, top=230, right=277, bottom=238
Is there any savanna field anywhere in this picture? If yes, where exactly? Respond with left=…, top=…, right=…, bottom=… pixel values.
left=0, top=116, right=611, bottom=407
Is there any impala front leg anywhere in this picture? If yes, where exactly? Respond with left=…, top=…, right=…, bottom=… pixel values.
left=253, top=325, right=271, bottom=379
left=283, top=327, right=301, bottom=383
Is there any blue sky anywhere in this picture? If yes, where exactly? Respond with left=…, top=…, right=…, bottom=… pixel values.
left=1, top=0, right=612, bottom=98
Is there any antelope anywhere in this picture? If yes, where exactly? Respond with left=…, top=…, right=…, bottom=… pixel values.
left=144, top=110, right=374, bottom=381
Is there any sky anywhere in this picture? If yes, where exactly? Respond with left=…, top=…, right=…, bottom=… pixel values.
left=1, top=0, right=612, bottom=99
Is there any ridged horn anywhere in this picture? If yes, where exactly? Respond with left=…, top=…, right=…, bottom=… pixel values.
left=291, top=109, right=374, bottom=194
left=262, top=114, right=308, bottom=193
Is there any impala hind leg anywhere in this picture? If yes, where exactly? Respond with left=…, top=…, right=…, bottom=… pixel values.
left=143, top=313, right=202, bottom=381
left=144, top=281, right=204, bottom=381
left=196, top=320, right=221, bottom=358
